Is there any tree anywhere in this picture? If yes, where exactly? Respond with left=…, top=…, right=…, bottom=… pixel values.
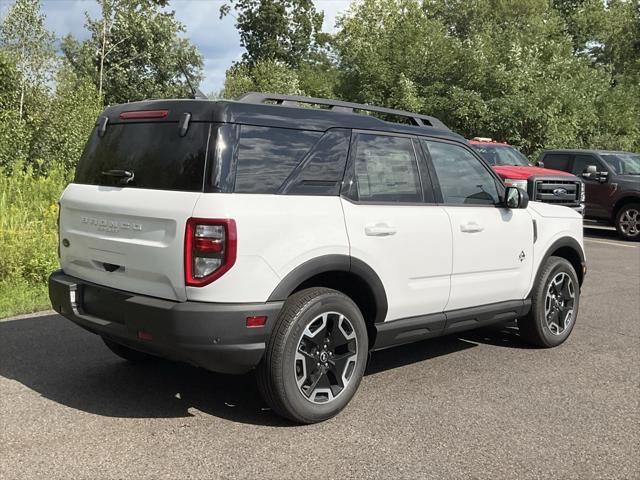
left=0, top=0, right=55, bottom=120
left=31, top=66, right=102, bottom=174
left=62, top=0, right=204, bottom=105
left=334, top=0, right=636, bottom=155
left=222, top=59, right=302, bottom=99
left=220, top=0, right=325, bottom=68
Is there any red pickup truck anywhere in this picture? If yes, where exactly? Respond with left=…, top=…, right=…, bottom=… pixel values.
left=469, top=138, right=585, bottom=215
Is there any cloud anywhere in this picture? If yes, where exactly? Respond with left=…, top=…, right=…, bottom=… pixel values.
left=10, top=0, right=353, bottom=93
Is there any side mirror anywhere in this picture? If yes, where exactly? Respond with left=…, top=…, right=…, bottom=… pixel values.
left=582, top=165, right=597, bottom=179
left=597, top=171, right=609, bottom=183
left=537, top=161, right=545, bottom=168
left=505, top=186, right=529, bottom=209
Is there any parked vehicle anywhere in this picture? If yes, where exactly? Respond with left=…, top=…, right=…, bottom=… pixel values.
left=539, top=149, right=640, bottom=241
left=49, top=94, right=586, bottom=423
left=470, top=138, right=585, bottom=215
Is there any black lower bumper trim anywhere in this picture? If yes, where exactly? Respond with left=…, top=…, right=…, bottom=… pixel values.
left=48, top=270, right=283, bottom=374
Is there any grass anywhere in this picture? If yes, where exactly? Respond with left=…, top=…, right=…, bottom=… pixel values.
left=0, top=166, right=68, bottom=318
left=0, top=279, right=51, bottom=318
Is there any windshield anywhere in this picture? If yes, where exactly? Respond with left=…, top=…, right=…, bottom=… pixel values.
left=600, top=153, right=640, bottom=175
left=472, top=144, right=531, bottom=167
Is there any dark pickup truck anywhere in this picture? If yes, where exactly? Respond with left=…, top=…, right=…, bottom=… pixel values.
left=539, top=149, right=640, bottom=240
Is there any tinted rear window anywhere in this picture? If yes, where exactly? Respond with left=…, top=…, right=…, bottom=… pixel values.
left=234, top=125, right=322, bottom=193
left=75, top=122, right=211, bottom=192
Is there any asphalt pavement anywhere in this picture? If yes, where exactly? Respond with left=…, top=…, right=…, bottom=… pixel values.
left=1, top=226, right=639, bottom=480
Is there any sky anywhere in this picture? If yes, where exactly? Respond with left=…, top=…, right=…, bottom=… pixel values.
left=0, top=0, right=353, bottom=93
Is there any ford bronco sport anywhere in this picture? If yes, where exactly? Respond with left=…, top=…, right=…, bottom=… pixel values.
left=470, top=138, right=585, bottom=215
left=49, top=93, right=586, bottom=423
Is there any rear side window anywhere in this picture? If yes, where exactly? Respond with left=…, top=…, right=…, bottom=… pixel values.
left=352, top=134, right=422, bottom=203
left=542, top=153, right=572, bottom=171
left=75, top=122, right=211, bottom=192
left=234, top=126, right=321, bottom=193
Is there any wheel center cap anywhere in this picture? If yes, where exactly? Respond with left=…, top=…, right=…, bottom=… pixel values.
left=319, top=351, right=328, bottom=363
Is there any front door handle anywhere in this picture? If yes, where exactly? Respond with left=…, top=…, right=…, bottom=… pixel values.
left=460, top=222, right=484, bottom=233
left=365, top=223, right=397, bottom=237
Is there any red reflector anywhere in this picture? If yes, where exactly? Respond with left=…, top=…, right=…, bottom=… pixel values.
left=246, top=316, right=267, bottom=328
left=194, top=237, right=223, bottom=253
left=137, top=330, right=153, bottom=341
left=119, top=110, right=169, bottom=120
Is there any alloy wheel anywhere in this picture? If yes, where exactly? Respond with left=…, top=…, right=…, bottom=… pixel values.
left=544, top=272, right=575, bottom=335
left=294, top=312, right=358, bottom=404
left=619, top=208, right=640, bottom=238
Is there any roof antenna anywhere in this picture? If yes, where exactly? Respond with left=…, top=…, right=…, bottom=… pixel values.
left=179, top=64, right=207, bottom=99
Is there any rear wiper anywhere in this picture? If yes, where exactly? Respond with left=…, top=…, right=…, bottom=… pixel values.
left=101, top=169, right=135, bottom=185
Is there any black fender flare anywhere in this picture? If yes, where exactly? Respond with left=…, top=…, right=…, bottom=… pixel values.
left=267, top=254, right=388, bottom=323
left=529, top=236, right=586, bottom=298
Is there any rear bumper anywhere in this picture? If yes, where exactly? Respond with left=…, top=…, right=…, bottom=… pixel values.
left=48, top=270, right=283, bottom=374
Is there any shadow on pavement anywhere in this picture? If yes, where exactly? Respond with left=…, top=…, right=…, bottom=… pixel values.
left=0, top=314, right=527, bottom=426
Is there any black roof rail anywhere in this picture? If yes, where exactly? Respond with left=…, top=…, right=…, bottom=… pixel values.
left=236, top=92, right=450, bottom=131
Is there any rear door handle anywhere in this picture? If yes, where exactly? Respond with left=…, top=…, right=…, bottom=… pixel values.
left=365, top=223, right=397, bottom=236
left=460, top=222, right=484, bottom=233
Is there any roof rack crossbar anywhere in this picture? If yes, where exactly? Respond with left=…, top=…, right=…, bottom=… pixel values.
left=236, top=92, right=449, bottom=131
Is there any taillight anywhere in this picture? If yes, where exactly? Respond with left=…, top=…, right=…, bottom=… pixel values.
left=57, top=202, right=61, bottom=259
left=185, top=218, right=237, bottom=287
left=119, top=109, right=169, bottom=120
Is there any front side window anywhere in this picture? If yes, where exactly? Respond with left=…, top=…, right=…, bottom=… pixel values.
left=572, top=155, right=604, bottom=176
left=352, top=134, right=422, bottom=203
left=424, top=141, right=500, bottom=205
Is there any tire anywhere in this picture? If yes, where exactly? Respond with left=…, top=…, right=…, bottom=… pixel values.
left=615, top=203, right=640, bottom=241
left=518, top=256, right=580, bottom=348
left=257, top=287, right=368, bottom=424
left=102, top=337, right=157, bottom=363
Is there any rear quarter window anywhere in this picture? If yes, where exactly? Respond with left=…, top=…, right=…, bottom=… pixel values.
left=234, top=126, right=322, bottom=194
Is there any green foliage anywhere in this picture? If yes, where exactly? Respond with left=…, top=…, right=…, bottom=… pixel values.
left=222, top=59, right=302, bottom=99
left=32, top=67, right=102, bottom=174
left=219, top=0, right=339, bottom=98
left=220, top=0, right=325, bottom=68
left=0, top=0, right=55, bottom=120
left=0, top=279, right=50, bottom=318
left=0, top=165, right=68, bottom=290
left=62, top=0, right=204, bottom=105
left=334, top=0, right=639, bottom=155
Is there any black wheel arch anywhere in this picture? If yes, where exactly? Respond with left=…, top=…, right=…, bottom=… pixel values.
left=613, top=195, right=640, bottom=221
left=529, top=237, right=586, bottom=299
left=267, top=255, right=388, bottom=328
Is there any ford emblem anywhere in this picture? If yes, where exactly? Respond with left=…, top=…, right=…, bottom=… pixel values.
left=553, top=188, right=567, bottom=196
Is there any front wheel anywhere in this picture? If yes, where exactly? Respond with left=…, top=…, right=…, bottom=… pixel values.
left=257, top=287, right=368, bottom=424
left=518, top=256, right=580, bottom=348
left=615, top=203, right=640, bottom=241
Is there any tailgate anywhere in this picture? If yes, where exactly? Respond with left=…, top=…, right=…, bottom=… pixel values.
left=59, top=184, right=200, bottom=301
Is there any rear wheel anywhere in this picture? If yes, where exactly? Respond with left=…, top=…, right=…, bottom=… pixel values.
left=102, top=337, right=157, bottom=363
left=257, top=287, right=368, bottom=424
left=518, top=256, right=579, bottom=348
left=615, top=203, right=640, bottom=241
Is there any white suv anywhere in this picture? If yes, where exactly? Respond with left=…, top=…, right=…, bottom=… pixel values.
left=49, top=93, right=586, bottom=423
